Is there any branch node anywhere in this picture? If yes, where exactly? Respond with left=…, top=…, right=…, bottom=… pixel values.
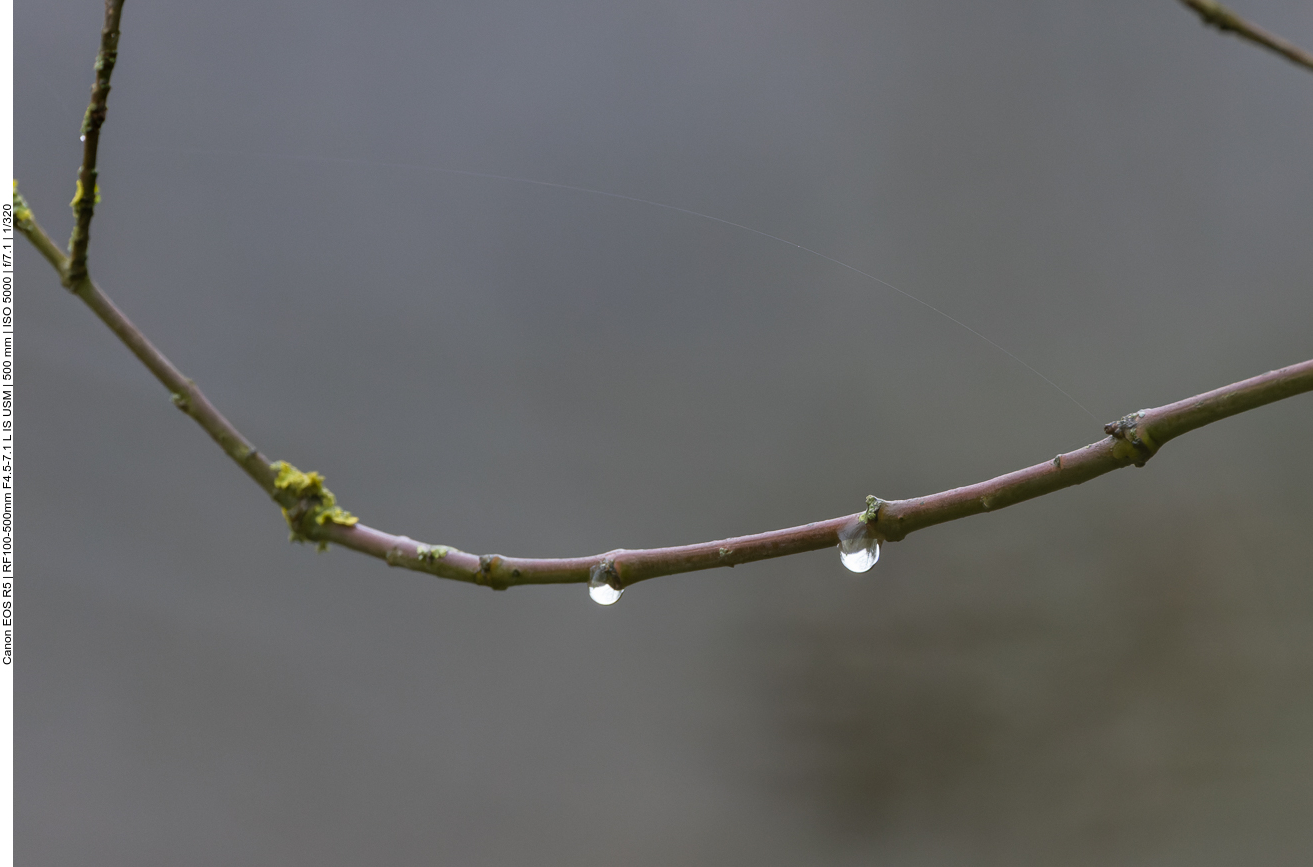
left=477, top=554, right=509, bottom=590
left=857, top=494, right=883, bottom=524
left=1103, top=410, right=1160, bottom=467
left=385, top=538, right=415, bottom=567
left=1190, top=0, right=1235, bottom=32
left=592, top=556, right=622, bottom=590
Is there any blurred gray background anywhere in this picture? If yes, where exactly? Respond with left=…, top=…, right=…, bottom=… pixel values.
left=16, top=0, right=1313, bottom=863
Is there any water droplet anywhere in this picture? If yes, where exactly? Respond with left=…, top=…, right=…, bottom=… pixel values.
left=837, top=520, right=880, bottom=573
left=80, top=135, right=86, bottom=141
left=588, top=562, right=623, bottom=605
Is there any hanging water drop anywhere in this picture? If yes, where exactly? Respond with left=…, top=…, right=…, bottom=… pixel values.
left=589, top=581, right=623, bottom=606
left=588, top=561, right=623, bottom=605
left=837, top=519, right=880, bottom=573
left=80, top=135, right=86, bottom=141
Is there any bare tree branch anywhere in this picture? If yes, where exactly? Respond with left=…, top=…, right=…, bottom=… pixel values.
left=14, top=0, right=1313, bottom=596
left=17, top=190, right=1313, bottom=591
left=1178, top=0, right=1313, bottom=73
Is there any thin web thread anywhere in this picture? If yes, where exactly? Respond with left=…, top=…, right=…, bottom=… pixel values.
left=135, top=144, right=1099, bottom=422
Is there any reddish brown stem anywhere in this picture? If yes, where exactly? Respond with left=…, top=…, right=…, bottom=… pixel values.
left=15, top=0, right=1313, bottom=595
left=17, top=158, right=1313, bottom=593
left=307, top=359, right=1313, bottom=589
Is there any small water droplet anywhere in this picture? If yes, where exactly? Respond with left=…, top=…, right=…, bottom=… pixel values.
left=837, top=520, right=880, bottom=573
left=588, top=561, right=623, bottom=605
left=80, top=135, right=86, bottom=141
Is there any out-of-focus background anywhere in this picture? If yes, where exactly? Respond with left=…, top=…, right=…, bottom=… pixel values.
left=16, top=1, right=1313, bottom=863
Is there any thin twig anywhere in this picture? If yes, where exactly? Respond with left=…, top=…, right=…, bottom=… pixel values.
left=14, top=0, right=1313, bottom=594
left=1178, top=0, right=1313, bottom=73
left=66, top=0, right=126, bottom=288
left=11, top=189, right=69, bottom=276
left=321, top=359, right=1313, bottom=588
left=17, top=194, right=1313, bottom=589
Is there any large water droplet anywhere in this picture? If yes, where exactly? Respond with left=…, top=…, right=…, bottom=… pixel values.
left=837, top=520, right=880, bottom=573
left=588, top=562, right=623, bottom=605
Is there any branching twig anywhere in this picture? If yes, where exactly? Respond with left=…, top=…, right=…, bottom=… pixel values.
left=18, top=184, right=1313, bottom=589
left=15, top=0, right=1313, bottom=595
left=1178, top=0, right=1313, bottom=73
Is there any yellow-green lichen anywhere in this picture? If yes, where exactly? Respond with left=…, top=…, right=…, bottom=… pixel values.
left=69, top=177, right=101, bottom=214
left=12, top=181, right=33, bottom=228
left=270, top=460, right=358, bottom=549
left=415, top=543, right=449, bottom=563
